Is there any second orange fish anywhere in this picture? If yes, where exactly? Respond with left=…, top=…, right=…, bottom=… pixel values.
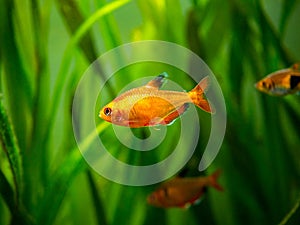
left=99, top=73, right=213, bottom=128
left=147, top=170, right=223, bottom=208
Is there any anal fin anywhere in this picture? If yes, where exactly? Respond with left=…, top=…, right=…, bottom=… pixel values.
left=160, top=103, right=189, bottom=125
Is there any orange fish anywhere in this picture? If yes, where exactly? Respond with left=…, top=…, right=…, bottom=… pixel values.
left=147, top=170, right=223, bottom=208
left=255, top=63, right=300, bottom=96
left=99, top=73, right=213, bottom=128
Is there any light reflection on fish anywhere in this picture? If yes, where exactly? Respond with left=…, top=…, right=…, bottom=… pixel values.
left=99, top=73, right=214, bottom=128
left=255, top=63, right=300, bottom=96
left=147, top=170, right=223, bottom=209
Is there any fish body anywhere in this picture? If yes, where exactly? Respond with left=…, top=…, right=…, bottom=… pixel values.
left=99, top=73, right=213, bottom=128
left=255, top=63, right=300, bottom=96
left=147, top=170, right=223, bottom=208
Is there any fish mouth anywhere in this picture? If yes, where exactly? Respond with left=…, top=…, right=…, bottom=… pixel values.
left=99, top=111, right=112, bottom=123
left=146, top=193, right=164, bottom=207
left=254, top=82, right=265, bottom=92
left=99, top=111, right=106, bottom=120
left=146, top=194, right=155, bottom=204
left=146, top=195, right=152, bottom=203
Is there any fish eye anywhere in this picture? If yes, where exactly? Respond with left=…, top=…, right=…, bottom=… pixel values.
left=103, top=107, right=112, bottom=116
left=262, top=81, right=272, bottom=89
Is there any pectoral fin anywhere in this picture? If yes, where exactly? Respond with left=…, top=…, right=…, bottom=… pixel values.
left=145, top=72, right=168, bottom=89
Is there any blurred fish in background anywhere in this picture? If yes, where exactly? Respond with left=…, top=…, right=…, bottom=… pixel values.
left=255, top=63, right=300, bottom=96
left=147, top=170, right=223, bottom=208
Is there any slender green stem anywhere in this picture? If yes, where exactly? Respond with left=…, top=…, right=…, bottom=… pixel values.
left=0, top=170, right=15, bottom=213
left=278, top=194, right=300, bottom=225
left=51, top=0, right=131, bottom=118
left=37, top=122, right=109, bottom=225
left=40, top=0, right=131, bottom=168
left=87, top=171, right=108, bottom=225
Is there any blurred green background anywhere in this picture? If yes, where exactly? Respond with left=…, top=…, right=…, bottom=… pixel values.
left=1, top=0, right=300, bottom=224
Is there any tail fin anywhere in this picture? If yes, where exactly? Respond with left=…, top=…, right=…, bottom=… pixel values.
left=188, top=76, right=214, bottom=113
left=209, top=169, right=223, bottom=191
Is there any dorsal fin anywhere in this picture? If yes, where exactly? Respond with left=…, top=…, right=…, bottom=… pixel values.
left=145, top=72, right=168, bottom=89
left=292, top=63, right=299, bottom=70
left=290, top=75, right=300, bottom=89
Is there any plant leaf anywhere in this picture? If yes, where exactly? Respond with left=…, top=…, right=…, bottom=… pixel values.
left=0, top=102, right=24, bottom=207
left=0, top=0, right=33, bottom=150
left=36, top=122, right=109, bottom=225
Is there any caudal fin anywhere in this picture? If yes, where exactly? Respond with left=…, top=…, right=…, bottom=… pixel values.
left=209, top=169, right=223, bottom=191
left=188, top=76, right=214, bottom=113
